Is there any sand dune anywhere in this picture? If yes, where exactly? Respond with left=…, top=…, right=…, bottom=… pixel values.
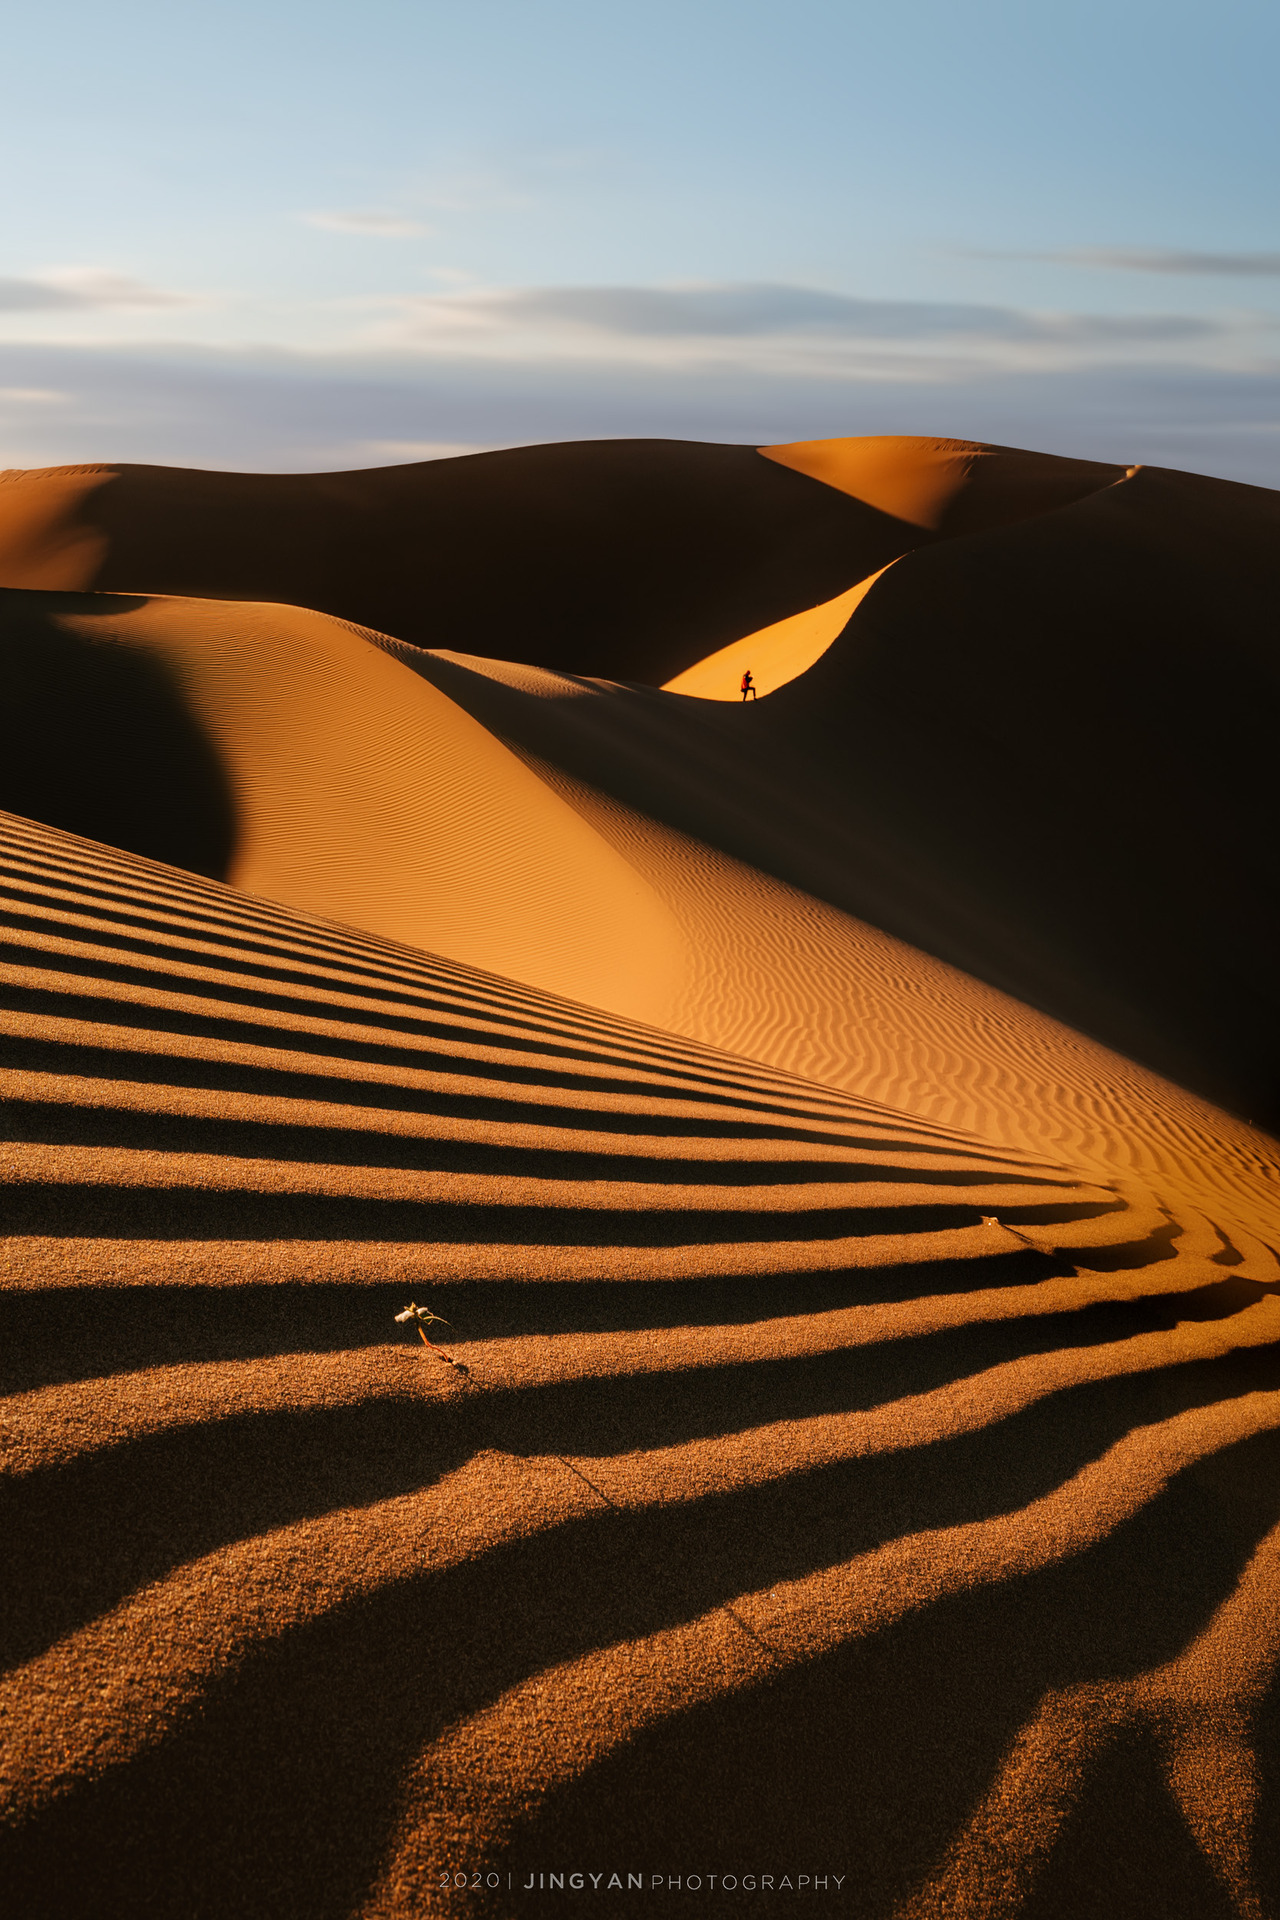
left=0, top=586, right=690, bottom=1026
left=661, top=569, right=892, bottom=700
left=3, top=577, right=1276, bottom=1249
left=6, top=438, right=1269, bottom=1123
left=5, top=808, right=1280, bottom=1919
left=760, top=434, right=1126, bottom=533
left=0, top=442, right=932, bottom=685
left=0, top=436, right=1132, bottom=687
left=3, top=432, right=1280, bottom=1916
left=415, top=456, right=1280, bottom=1134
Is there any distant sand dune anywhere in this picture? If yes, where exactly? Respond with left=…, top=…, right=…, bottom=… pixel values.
left=0, top=441, right=935, bottom=684
left=760, top=434, right=1125, bottom=533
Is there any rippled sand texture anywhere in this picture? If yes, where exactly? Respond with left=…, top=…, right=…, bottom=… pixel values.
left=3, top=434, right=1280, bottom=1918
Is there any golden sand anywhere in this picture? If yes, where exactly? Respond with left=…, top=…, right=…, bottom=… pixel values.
left=2, top=434, right=1279, bottom=1917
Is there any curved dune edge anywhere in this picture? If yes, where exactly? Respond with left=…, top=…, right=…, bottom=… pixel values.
left=661, top=566, right=892, bottom=701
left=759, top=434, right=1127, bottom=534
left=663, top=430, right=1133, bottom=700
left=0, top=467, right=112, bottom=588
left=0, top=441, right=938, bottom=685
left=0, top=589, right=688, bottom=1029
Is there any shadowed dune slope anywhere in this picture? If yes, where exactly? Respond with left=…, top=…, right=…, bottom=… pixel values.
left=3, top=583, right=1278, bottom=1251
left=5, top=811, right=1280, bottom=1920
left=419, top=458, right=1280, bottom=1133
left=0, top=436, right=1125, bottom=684
left=760, top=461, right=1280, bottom=1127
left=0, top=444, right=917, bottom=684
left=3, top=439, right=1246, bottom=1127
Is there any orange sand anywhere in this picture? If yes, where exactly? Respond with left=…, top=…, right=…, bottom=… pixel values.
left=661, top=569, right=892, bottom=700
left=2, top=433, right=1280, bottom=1918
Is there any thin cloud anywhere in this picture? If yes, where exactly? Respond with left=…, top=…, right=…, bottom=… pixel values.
left=1, top=339, right=1279, bottom=489
left=0, top=280, right=85, bottom=313
left=0, top=270, right=192, bottom=312
left=489, top=284, right=1026, bottom=339
left=1035, top=248, right=1280, bottom=277
left=396, top=280, right=1221, bottom=350
left=304, top=210, right=431, bottom=238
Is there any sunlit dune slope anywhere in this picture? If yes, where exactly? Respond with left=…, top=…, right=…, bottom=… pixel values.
left=761, top=433, right=1125, bottom=534
left=666, top=435, right=1125, bottom=696
left=3, top=581, right=1278, bottom=1253
left=661, top=568, right=890, bottom=700
left=0, top=588, right=687, bottom=1027
left=425, top=459, right=1280, bottom=1135
left=0, top=435, right=1125, bottom=685
left=4, top=811, right=1280, bottom=1918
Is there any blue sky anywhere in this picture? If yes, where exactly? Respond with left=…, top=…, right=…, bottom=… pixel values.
left=2, top=0, right=1279, bottom=477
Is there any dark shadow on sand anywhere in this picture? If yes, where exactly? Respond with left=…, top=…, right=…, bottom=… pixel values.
left=0, top=594, right=236, bottom=881
left=5, top=1385, right=1280, bottom=1920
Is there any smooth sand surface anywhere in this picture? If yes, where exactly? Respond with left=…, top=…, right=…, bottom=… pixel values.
left=0, top=588, right=687, bottom=1027
left=760, top=434, right=1127, bottom=533
left=3, top=433, right=1280, bottom=1918
left=661, top=569, right=891, bottom=700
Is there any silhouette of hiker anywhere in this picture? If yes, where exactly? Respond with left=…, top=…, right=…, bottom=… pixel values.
left=740, top=668, right=757, bottom=702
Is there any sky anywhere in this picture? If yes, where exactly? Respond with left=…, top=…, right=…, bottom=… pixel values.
left=2, top=0, right=1279, bottom=479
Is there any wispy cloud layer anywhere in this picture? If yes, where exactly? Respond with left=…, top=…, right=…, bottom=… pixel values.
left=0, top=265, right=1270, bottom=383
left=0, top=386, right=67, bottom=403
left=372, top=279, right=1264, bottom=380
left=412, top=282, right=1213, bottom=342
left=0, top=270, right=191, bottom=312
left=1028, top=248, right=1280, bottom=277
left=0, top=339, right=1277, bottom=491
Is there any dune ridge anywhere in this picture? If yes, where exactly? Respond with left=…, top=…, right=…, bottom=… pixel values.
left=0, top=436, right=1130, bottom=687
left=0, top=441, right=930, bottom=685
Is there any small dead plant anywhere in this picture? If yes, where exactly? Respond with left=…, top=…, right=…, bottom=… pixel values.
left=394, top=1300, right=466, bottom=1372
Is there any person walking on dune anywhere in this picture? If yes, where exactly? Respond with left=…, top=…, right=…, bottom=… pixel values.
left=740, top=668, right=757, bottom=702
